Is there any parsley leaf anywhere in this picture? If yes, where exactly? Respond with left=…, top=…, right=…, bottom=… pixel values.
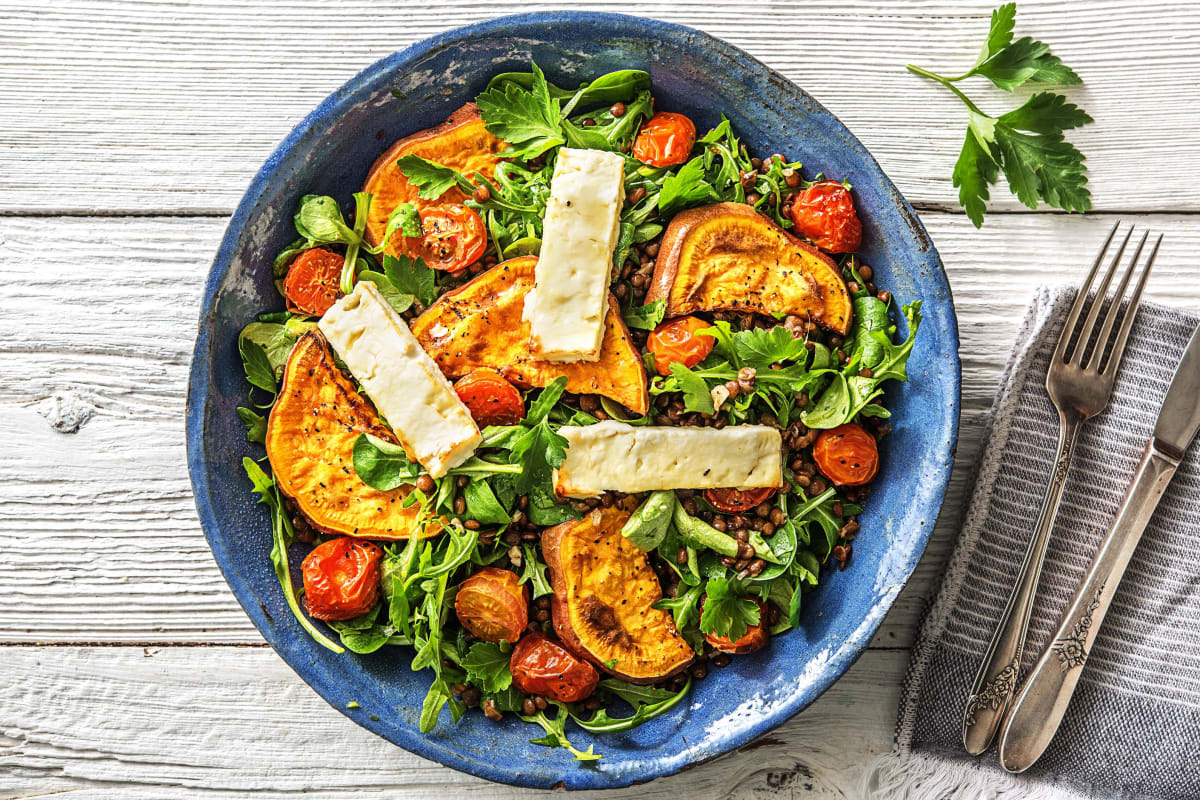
left=462, top=642, right=513, bottom=694
left=518, top=544, right=554, bottom=599
left=907, top=3, right=1091, bottom=226
left=669, top=362, right=715, bottom=415
left=733, top=326, right=808, bottom=369
left=658, top=156, right=718, bottom=216
left=395, top=154, right=463, bottom=200
left=238, top=335, right=277, bottom=396
left=237, top=406, right=266, bottom=443
left=383, top=254, right=437, bottom=308
left=699, top=577, right=760, bottom=642
left=476, top=62, right=565, bottom=159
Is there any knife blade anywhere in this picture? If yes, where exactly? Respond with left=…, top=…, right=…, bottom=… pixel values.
left=1154, top=323, right=1200, bottom=457
left=999, top=321, right=1200, bottom=772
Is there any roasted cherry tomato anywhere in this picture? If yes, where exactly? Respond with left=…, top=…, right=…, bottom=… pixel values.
left=301, top=537, right=383, bottom=621
left=510, top=632, right=599, bottom=702
left=813, top=422, right=879, bottom=487
left=704, top=486, right=778, bottom=514
left=703, top=598, right=769, bottom=654
left=455, top=567, right=529, bottom=643
left=632, top=111, right=697, bottom=168
left=454, top=369, right=525, bottom=427
left=646, top=316, right=715, bottom=377
left=392, top=204, right=487, bottom=272
left=788, top=180, right=863, bottom=254
left=284, top=247, right=344, bottom=316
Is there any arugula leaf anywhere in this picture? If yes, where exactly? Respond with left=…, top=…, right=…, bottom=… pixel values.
left=383, top=202, right=423, bottom=240
left=476, top=63, right=565, bottom=159
left=237, top=406, right=266, bottom=443
left=622, top=300, right=666, bottom=332
left=652, top=583, right=702, bottom=633
left=518, top=544, right=554, bottom=599
left=597, top=679, right=676, bottom=707
left=462, top=642, right=513, bottom=694
left=669, top=362, right=715, bottom=415
left=242, top=458, right=343, bottom=654
left=395, top=154, right=462, bottom=200
left=571, top=678, right=691, bottom=733
left=525, top=376, right=569, bottom=426
left=521, top=704, right=601, bottom=761
left=699, top=577, right=760, bottom=642
left=658, top=156, right=718, bottom=215
left=383, top=254, right=438, bottom=308
left=907, top=4, right=1090, bottom=226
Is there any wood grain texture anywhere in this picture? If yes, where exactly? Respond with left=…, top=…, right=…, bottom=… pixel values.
left=0, top=0, right=1197, bottom=214
left=4, top=212, right=1199, bottom=646
left=0, top=646, right=903, bottom=798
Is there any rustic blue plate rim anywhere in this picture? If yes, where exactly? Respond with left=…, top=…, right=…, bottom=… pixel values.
left=187, top=11, right=960, bottom=790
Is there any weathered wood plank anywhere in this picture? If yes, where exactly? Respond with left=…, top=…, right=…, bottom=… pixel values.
left=0, top=0, right=1196, bottom=213
left=3, top=212, right=1198, bottom=646
left=0, top=646, right=903, bottom=797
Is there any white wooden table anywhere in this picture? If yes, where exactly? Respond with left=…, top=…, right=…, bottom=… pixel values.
left=3, top=2, right=1198, bottom=797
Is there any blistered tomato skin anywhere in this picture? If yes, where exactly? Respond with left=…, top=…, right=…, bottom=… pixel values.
left=510, top=632, right=600, bottom=702
left=391, top=204, right=487, bottom=272
left=455, top=567, right=529, bottom=643
left=284, top=248, right=345, bottom=316
left=646, top=316, right=715, bottom=376
left=788, top=180, right=863, bottom=254
left=632, top=112, right=697, bottom=168
left=704, top=486, right=778, bottom=514
left=454, top=369, right=525, bottom=427
left=813, top=422, right=880, bottom=487
left=301, top=537, right=383, bottom=621
left=703, top=599, right=769, bottom=654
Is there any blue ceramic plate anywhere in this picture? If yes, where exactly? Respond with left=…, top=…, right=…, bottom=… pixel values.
left=187, top=12, right=959, bottom=790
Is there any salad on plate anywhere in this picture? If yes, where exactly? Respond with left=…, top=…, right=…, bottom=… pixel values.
left=236, top=63, right=921, bottom=761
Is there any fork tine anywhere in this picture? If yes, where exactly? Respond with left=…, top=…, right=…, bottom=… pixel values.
left=1103, top=233, right=1162, bottom=377
left=1067, top=225, right=1134, bottom=366
left=1086, top=230, right=1149, bottom=372
left=1053, top=221, right=1120, bottom=364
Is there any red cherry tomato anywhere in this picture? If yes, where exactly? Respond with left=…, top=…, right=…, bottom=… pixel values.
left=632, top=112, right=697, bottom=168
left=703, top=598, right=769, bottom=654
left=301, top=537, right=383, bottom=621
left=788, top=180, right=863, bottom=254
left=813, top=423, right=879, bottom=487
left=510, top=632, right=599, bottom=703
left=704, top=486, right=778, bottom=514
left=391, top=204, right=487, bottom=272
left=284, top=247, right=345, bottom=316
left=646, top=316, right=715, bottom=377
left=454, top=369, right=525, bottom=427
left=455, top=567, right=529, bottom=644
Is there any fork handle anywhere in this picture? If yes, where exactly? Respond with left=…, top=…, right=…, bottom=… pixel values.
left=998, top=439, right=1179, bottom=772
left=961, top=411, right=1082, bottom=755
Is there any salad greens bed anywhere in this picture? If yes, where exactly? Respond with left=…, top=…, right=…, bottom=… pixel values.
left=234, top=62, right=921, bottom=761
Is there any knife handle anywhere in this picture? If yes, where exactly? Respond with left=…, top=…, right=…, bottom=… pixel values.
left=998, top=440, right=1180, bottom=773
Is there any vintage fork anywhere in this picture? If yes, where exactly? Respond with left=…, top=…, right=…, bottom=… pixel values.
left=961, top=223, right=1158, bottom=755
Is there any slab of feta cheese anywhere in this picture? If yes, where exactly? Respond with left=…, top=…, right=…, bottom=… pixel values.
left=318, top=282, right=481, bottom=478
left=552, top=421, right=783, bottom=498
left=524, top=147, right=625, bottom=362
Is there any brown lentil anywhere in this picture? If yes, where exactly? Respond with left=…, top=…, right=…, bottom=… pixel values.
left=416, top=474, right=435, bottom=494
left=610, top=101, right=626, bottom=117
left=482, top=699, right=502, bottom=722
left=627, top=186, right=646, bottom=205
left=472, top=184, right=491, bottom=203
left=453, top=496, right=466, bottom=515
left=712, top=653, right=732, bottom=668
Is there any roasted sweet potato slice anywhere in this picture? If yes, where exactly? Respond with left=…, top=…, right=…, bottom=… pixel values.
left=362, top=103, right=506, bottom=253
left=265, top=331, right=440, bottom=540
left=646, top=202, right=853, bottom=334
left=410, top=256, right=650, bottom=415
left=543, top=503, right=695, bottom=684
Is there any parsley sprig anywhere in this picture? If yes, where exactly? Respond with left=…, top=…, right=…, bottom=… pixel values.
left=907, top=3, right=1092, bottom=227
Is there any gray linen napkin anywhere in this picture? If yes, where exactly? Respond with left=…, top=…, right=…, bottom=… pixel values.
left=870, top=286, right=1200, bottom=800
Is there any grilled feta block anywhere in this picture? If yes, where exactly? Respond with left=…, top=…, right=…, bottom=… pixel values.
left=319, top=282, right=481, bottom=478
left=525, top=147, right=625, bottom=362
left=552, top=421, right=783, bottom=498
